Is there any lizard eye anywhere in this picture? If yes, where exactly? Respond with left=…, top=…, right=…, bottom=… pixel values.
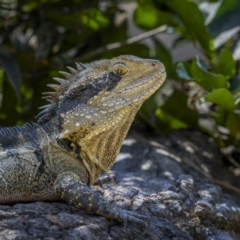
left=113, top=63, right=129, bottom=76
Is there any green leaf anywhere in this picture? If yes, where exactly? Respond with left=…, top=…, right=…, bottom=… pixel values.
left=209, top=0, right=240, bottom=37
left=157, top=0, right=215, bottom=58
left=226, top=112, right=240, bottom=138
left=155, top=109, right=188, bottom=133
left=137, top=90, right=163, bottom=130
left=46, top=8, right=109, bottom=30
left=215, top=0, right=239, bottom=18
left=175, top=62, right=194, bottom=81
left=212, top=108, right=228, bottom=126
left=191, top=58, right=227, bottom=91
left=207, top=88, right=235, bottom=110
left=22, top=1, right=38, bottom=12
left=139, top=93, right=159, bottom=122
left=216, top=49, right=236, bottom=79
left=134, top=4, right=177, bottom=30
left=154, top=39, right=173, bottom=75
left=160, top=90, right=199, bottom=127
left=81, top=9, right=109, bottom=30
left=0, top=48, right=21, bottom=101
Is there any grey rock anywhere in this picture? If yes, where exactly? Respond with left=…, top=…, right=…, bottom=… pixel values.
left=0, top=130, right=240, bottom=239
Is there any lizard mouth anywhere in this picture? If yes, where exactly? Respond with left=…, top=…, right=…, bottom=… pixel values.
left=122, top=69, right=166, bottom=93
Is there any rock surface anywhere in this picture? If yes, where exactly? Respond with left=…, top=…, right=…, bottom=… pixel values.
left=0, top=130, right=240, bottom=240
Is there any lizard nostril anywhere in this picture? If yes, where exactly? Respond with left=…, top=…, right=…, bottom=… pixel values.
left=152, top=63, right=155, bottom=66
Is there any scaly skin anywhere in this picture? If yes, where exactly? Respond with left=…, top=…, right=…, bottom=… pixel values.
left=0, top=55, right=166, bottom=225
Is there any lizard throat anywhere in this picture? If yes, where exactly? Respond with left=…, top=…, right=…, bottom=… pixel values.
left=76, top=109, right=137, bottom=185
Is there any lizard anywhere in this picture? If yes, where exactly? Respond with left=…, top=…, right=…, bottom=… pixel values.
left=0, top=55, right=166, bottom=226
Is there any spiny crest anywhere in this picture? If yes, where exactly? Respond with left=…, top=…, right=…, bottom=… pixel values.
left=37, top=62, right=87, bottom=124
left=0, top=122, right=39, bottom=147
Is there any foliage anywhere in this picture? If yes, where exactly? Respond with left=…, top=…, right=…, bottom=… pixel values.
left=135, top=0, right=240, bottom=154
left=0, top=0, right=240, bottom=156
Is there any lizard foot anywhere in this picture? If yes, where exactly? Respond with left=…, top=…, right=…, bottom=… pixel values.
left=55, top=172, right=149, bottom=228
left=97, top=205, right=149, bottom=228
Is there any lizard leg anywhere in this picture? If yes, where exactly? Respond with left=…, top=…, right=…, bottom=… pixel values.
left=54, top=172, right=148, bottom=226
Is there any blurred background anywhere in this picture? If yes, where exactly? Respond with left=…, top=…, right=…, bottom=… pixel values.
left=0, top=0, right=240, bottom=168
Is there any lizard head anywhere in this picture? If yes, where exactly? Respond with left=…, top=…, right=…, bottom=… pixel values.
left=38, top=55, right=166, bottom=178
left=38, top=55, right=166, bottom=140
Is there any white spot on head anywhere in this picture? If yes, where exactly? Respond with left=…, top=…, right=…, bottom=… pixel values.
left=115, top=105, right=122, bottom=109
left=76, top=122, right=80, bottom=127
left=85, top=115, right=92, bottom=119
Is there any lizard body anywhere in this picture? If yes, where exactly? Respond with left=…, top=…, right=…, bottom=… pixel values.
left=0, top=55, right=166, bottom=225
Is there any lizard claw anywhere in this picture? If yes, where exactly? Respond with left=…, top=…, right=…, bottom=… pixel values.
left=94, top=174, right=116, bottom=187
